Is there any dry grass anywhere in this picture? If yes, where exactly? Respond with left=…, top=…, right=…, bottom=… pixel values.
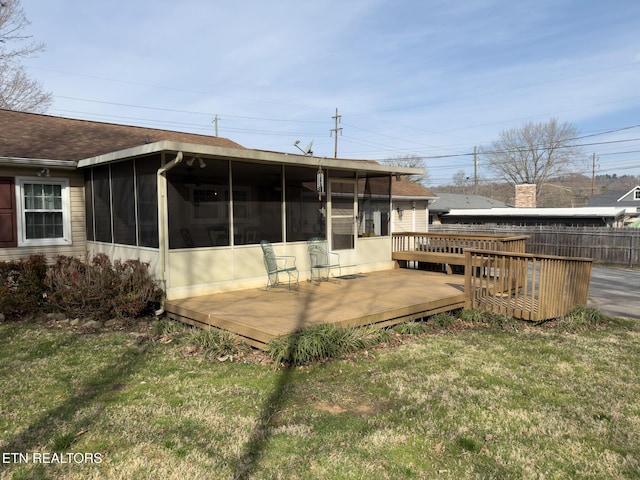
left=0, top=316, right=639, bottom=479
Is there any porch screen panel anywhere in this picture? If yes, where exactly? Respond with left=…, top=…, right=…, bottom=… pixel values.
left=231, top=162, right=282, bottom=245
left=358, top=175, right=391, bottom=237
left=83, top=170, right=94, bottom=241
left=285, top=166, right=326, bottom=242
left=111, top=160, right=136, bottom=245
left=135, top=156, right=160, bottom=248
left=166, top=158, right=230, bottom=249
left=92, top=165, right=112, bottom=243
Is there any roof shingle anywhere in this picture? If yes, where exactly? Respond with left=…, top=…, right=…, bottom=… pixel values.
left=0, top=109, right=245, bottom=161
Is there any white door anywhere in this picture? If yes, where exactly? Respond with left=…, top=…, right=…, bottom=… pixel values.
left=329, top=179, right=356, bottom=250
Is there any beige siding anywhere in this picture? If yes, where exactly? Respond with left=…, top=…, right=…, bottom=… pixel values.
left=392, top=199, right=430, bottom=233
left=0, top=167, right=87, bottom=262
left=166, top=237, right=394, bottom=300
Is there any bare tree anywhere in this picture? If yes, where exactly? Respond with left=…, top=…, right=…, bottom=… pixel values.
left=0, top=0, right=51, bottom=112
left=451, top=170, right=472, bottom=193
left=383, top=154, right=429, bottom=185
left=479, top=119, right=585, bottom=194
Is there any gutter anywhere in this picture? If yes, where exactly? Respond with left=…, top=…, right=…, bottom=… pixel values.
left=0, top=157, right=78, bottom=169
left=154, top=151, right=183, bottom=315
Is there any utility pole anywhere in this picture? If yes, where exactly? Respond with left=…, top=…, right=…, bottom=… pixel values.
left=473, top=145, right=478, bottom=195
left=591, top=152, right=597, bottom=195
left=330, top=108, right=342, bottom=158
left=213, top=115, right=219, bottom=137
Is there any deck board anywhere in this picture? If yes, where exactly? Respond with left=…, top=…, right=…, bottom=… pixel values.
left=165, top=269, right=466, bottom=349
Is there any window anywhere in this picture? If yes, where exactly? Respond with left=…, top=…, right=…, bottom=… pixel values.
left=15, top=177, right=71, bottom=247
left=635, top=189, right=640, bottom=200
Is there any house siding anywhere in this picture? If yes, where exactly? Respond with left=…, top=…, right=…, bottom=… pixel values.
left=165, top=237, right=395, bottom=300
left=392, top=200, right=429, bottom=233
left=0, top=167, right=87, bottom=262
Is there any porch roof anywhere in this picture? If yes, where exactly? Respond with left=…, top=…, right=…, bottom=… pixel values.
left=77, top=140, right=423, bottom=178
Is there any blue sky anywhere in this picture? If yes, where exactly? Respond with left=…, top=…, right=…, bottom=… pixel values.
left=20, top=0, right=640, bottom=184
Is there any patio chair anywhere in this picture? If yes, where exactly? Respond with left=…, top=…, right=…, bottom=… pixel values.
left=260, top=240, right=299, bottom=290
left=307, top=237, right=341, bottom=283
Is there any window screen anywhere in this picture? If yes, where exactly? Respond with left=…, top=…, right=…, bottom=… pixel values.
left=111, top=160, right=136, bottom=245
left=358, top=175, right=391, bottom=237
left=231, top=162, right=282, bottom=245
left=136, top=155, right=160, bottom=248
left=84, top=170, right=94, bottom=241
left=167, top=158, right=230, bottom=249
left=285, top=166, right=326, bottom=242
left=92, top=165, right=112, bottom=243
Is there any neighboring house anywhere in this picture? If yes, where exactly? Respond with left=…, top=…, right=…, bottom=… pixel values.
left=587, top=186, right=640, bottom=226
left=0, top=110, right=420, bottom=300
left=439, top=207, right=626, bottom=227
left=429, top=192, right=510, bottom=225
left=390, top=178, right=437, bottom=233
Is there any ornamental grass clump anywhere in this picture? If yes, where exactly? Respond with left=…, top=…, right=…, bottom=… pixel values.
left=267, top=323, right=388, bottom=367
left=555, top=305, right=610, bottom=332
left=188, top=328, right=242, bottom=357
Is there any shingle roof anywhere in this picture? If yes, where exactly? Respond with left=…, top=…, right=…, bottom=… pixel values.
left=391, top=176, right=436, bottom=198
left=0, top=109, right=245, bottom=162
left=430, top=192, right=509, bottom=213
left=587, top=186, right=640, bottom=207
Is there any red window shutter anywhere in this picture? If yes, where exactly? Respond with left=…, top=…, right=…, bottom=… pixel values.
left=0, top=177, right=17, bottom=247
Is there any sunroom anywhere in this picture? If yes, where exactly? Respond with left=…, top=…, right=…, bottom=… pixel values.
left=80, top=141, right=420, bottom=300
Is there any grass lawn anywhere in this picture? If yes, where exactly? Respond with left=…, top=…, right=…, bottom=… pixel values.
left=0, top=315, right=639, bottom=479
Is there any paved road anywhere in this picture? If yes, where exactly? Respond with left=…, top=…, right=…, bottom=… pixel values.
left=588, top=266, right=639, bottom=319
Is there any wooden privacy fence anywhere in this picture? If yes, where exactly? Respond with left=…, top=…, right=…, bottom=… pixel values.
left=429, top=225, right=640, bottom=267
left=392, top=232, right=528, bottom=274
left=464, top=249, right=593, bottom=321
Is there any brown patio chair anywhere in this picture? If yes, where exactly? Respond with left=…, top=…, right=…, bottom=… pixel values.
left=260, top=240, right=299, bottom=290
left=307, top=237, right=341, bottom=283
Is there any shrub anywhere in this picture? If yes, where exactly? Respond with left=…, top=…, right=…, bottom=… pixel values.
left=45, top=254, right=163, bottom=320
left=0, top=254, right=48, bottom=319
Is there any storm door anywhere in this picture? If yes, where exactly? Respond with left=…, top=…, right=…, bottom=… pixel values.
left=329, top=179, right=356, bottom=250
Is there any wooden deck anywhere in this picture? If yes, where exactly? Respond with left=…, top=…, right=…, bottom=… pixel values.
left=165, top=269, right=466, bottom=349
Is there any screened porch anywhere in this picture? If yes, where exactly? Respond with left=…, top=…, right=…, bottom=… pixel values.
left=79, top=142, right=418, bottom=299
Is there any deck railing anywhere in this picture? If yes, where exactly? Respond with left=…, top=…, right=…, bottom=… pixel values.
left=392, top=232, right=528, bottom=255
left=464, top=249, right=593, bottom=321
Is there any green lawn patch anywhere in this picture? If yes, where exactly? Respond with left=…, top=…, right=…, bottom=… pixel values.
left=1, top=313, right=639, bottom=479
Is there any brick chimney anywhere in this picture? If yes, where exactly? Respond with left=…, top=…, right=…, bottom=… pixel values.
left=515, top=184, right=536, bottom=208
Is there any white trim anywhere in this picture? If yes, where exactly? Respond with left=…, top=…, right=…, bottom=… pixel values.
left=76, top=141, right=422, bottom=177
left=0, top=157, right=78, bottom=169
left=446, top=207, right=626, bottom=218
left=616, top=185, right=640, bottom=202
left=15, top=176, right=72, bottom=247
